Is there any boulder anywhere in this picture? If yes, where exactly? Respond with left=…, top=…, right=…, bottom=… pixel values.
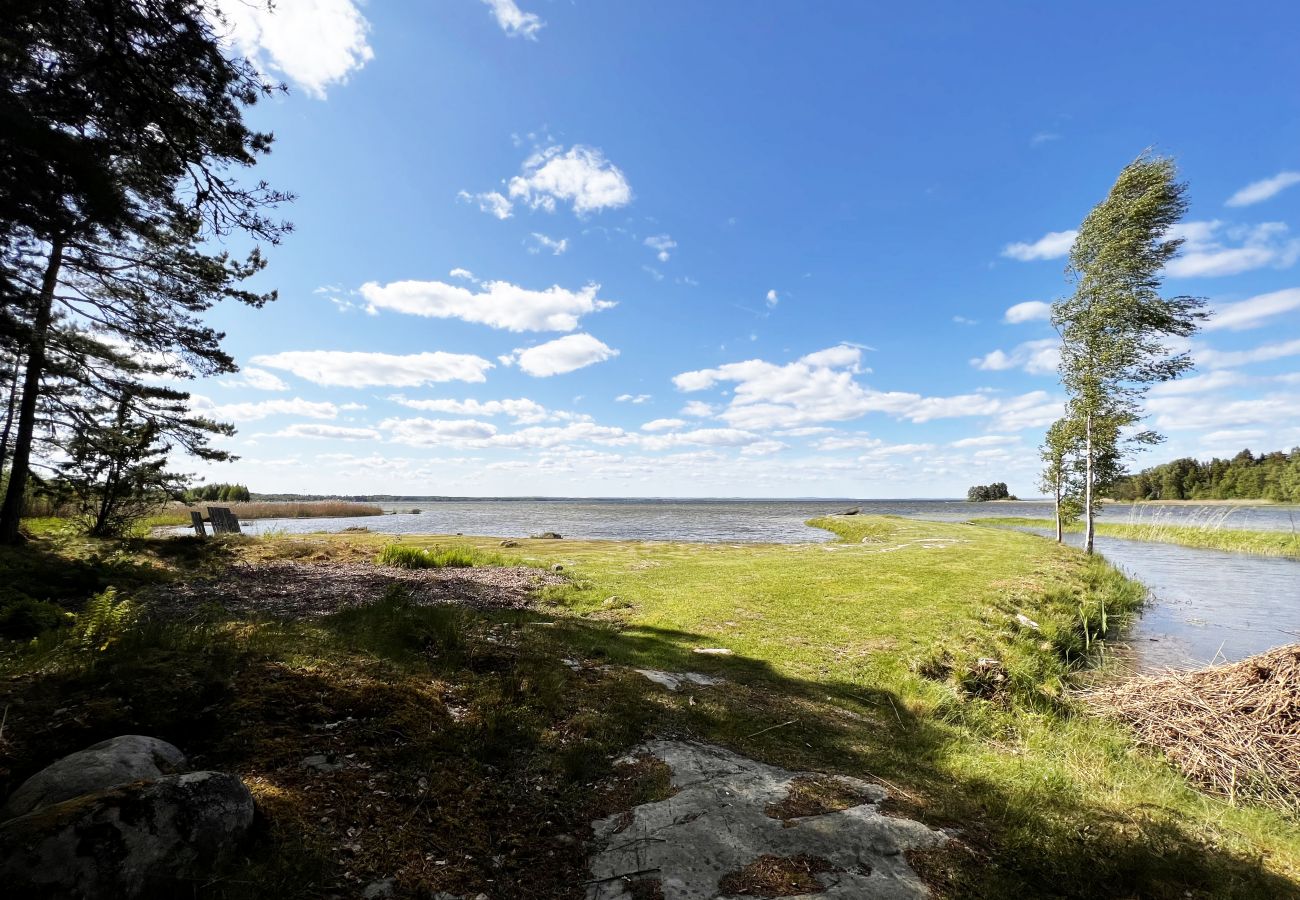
left=531, top=531, right=562, bottom=540
left=0, top=771, right=254, bottom=899
left=2, top=735, right=186, bottom=821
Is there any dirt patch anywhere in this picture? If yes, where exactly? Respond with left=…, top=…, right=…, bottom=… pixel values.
left=144, top=560, right=565, bottom=619
left=765, top=775, right=873, bottom=821
left=589, top=753, right=678, bottom=822
left=718, top=854, right=840, bottom=897
left=624, top=877, right=665, bottom=899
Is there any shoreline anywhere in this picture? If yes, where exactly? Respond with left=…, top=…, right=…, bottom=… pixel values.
left=976, top=516, right=1300, bottom=559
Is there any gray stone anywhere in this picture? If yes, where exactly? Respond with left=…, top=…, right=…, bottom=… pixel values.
left=551, top=563, right=565, bottom=572
left=588, top=741, right=947, bottom=899
left=0, top=771, right=254, bottom=898
left=1, top=735, right=187, bottom=821
left=300, top=754, right=345, bottom=773
left=532, top=531, right=562, bottom=540
left=363, top=877, right=397, bottom=898
left=631, top=669, right=724, bottom=692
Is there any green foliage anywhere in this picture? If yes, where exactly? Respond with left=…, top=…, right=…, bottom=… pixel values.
left=0, top=597, right=72, bottom=640
left=376, top=543, right=514, bottom=569
left=1111, top=446, right=1300, bottom=502
left=966, top=481, right=1010, bottom=502
left=70, top=588, right=138, bottom=652
left=185, top=483, right=253, bottom=503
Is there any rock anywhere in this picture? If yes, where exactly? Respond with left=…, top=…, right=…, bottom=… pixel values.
left=362, top=877, right=397, bottom=898
left=632, top=669, right=724, bottom=692
left=839, top=506, right=862, bottom=516
left=499, top=539, right=519, bottom=548
left=300, top=754, right=345, bottom=773
left=1015, top=613, right=1040, bottom=630
left=1, top=735, right=186, bottom=821
left=551, top=563, right=564, bottom=572
left=588, top=741, right=947, bottom=899
left=693, top=647, right=734, bottom=656
left=0, top=771, right=254, bottom=899
left=532, top=531, right=562, bottom=540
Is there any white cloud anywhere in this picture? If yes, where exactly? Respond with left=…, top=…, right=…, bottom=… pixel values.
left=382, top=417, right=499, bottom=445
left=1196, top=338, right=1300, bottom=369
left=680, top=401, right=715, bottom=418
left=1205, top=288, right=1300, bottom=331
left=616, top=394, right=651, bottom=404
left=1030, top=131, right=1061, bottom=147
left=765, top=289, right=779, bottom=308
left=1226, top=171, right=1300, bottom=207
left=359, top=278, right=614, bottom=332
left=501, top=334, right=619, bottom=377
left=1002, top=230, right=1077, bottom=261
left=645, top=235, right=676, bottom=262
left=273, top=423, right=379, bottom=440
left=952, top=315, right=978, bottom=326
left=449, top=268, right=475, bottom=281
left=508, top=145, right=632, bottom=215
left=458, top=190, right=513, bottom=220
left=1166, top=221, right=1300, bottom=277
left=220, top=367, right=289, bottom=391
left=387, top=396, right=551, bottom=424
left=970, top=338, right=1060, bottom=375
left=1147, top=394, right=1300, bottom=430
left=1148, top=370, right=1250, bottom=396
left=529, top=233, right=568, bottom=255
left=191, top=395, right=337, bottom=422
left=482, top=0, right=543, bottom=39
left=951, top=434, right=1020, bottom=448
left=214, top=0, right=372, bottom=99
left=1004, top=300, right=1052, bottom=323
left=251, top=350, right=494, bottom=387
left=642, top=418, right=685, bottom=432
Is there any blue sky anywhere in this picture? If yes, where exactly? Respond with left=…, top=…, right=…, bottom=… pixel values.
left=187, top=0, right=1300, bottom=497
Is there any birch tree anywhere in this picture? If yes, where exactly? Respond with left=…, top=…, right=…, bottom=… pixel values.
left=1053, top=153, right=1206, bottom=553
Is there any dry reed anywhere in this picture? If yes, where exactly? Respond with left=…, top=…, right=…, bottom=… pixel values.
left=1084, top=644, right=1300, bottom=810
left=154, top=500, right=384, bottom=523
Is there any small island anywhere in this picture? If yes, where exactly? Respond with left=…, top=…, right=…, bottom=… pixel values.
left=966, top=482, right=1015, bottom=502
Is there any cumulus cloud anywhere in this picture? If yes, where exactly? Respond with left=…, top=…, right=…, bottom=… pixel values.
left=971, top=338, right=1060, bottom=375
left=272, top=423, right=379, bottom=440
left=528, top=233, right=568, bottom=255
left=1004, top=300, right=1052, bottom=323
left=951, top=434, right=1020, bottom=448
left=220, top=367, right=289, bottom=391
left=1196, top=338, right=1300, bottom=370
left=1147, top=394, right=1300, bottom=430
left=642, top=418, right=686, bottom=432
left=1205, top=288, right=1300, bottom=331
left=645, top=234, right=676, bottom=262
left=387, top=396, right=552, bottom=424
left=1147, top=370, right=1250, bottom=396
left=1166, top=221, right=1300, bottom=277
left=1226, top=171, right=1300, bottom=207
left=482, top=0, right=543, bottom=39
left=616, top=394, right=651, bottom=404
left=359, top=278, right=614, bottom=332
left=500, top=334, right=619, bottom=377
left=449, top=268, right=475, bottom=281
left=458, top=190, right=513, bottom=220
left=674, top=344, right=1059, bottom=430
left=213, top=0, right=372, bottom=98
left=508, top=145, right=632, bottom=215
left=766, top=289, right=779, bottom=308
left=1001, top=230, right=1076, bottom=261
left=381, top=417, right=499, bottom=445
left=190, top=395, right=337, bottom=422
left=251, top=350, right=494, bottom=387
left=680, top=401, right=716, bottom=418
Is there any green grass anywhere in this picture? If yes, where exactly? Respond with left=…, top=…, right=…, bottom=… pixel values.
left=375, top=542, right=517, bottom=569
left=1, top=517, right=1297, bottom=898
left=978, top=515, right=1300, bottom=558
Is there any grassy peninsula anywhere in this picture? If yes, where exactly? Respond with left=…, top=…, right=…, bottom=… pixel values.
left=978, top=516, right=1300, bottom=559
left=1, top=517, right=1297, bottom=897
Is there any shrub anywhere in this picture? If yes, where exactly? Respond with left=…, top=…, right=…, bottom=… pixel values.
left=0, top=598, right=73, bottom=641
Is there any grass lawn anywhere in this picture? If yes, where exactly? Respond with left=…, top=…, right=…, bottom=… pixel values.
left=1, top=516, right=1297, bottom=898
left=978, top=515, right=1300, bottom=559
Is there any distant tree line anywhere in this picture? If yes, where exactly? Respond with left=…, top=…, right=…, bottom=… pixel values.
left=184, top=483, right=252, bottom=503
left=967, top=482, right=1011, bottom=502
left=1109, top=448, right=1300, bottom=502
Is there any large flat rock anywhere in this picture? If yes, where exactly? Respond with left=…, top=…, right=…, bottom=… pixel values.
left=588, top=741, right=947, bottom=899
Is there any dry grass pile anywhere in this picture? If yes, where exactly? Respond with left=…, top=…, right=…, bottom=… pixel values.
left=1085, top=644, right=1300, bottom=809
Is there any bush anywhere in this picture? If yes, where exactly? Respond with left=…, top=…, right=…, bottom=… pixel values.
left=0, top=598, right=73, bottom=640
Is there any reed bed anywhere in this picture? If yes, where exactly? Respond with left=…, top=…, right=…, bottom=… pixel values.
left=151, top=500, right=384, bottom=525
left=1084, top=644, right=1300, bottom=810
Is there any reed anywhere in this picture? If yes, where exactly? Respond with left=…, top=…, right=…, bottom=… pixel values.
left=148, top=500, right=385, bottom=526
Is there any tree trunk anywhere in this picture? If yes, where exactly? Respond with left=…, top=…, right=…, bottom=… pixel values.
left=0, top=239, right=64, bottom=544
left=1054, top=481, right=1063, bottom=542
left=0, top=352, right=23, bottom=478
left=1083, top=413, right=1095, bottom=554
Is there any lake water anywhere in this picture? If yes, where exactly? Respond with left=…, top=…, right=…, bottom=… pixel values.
left=222, top=498, right=1299, bottom=671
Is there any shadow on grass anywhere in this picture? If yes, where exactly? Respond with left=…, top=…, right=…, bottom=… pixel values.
left=0, top=564, right=1296, bottom=899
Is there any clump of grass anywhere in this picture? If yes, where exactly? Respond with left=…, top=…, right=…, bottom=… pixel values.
left=376, top=543, right=511, bottom=569
left=975, top=516, right=1300, bottom=559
